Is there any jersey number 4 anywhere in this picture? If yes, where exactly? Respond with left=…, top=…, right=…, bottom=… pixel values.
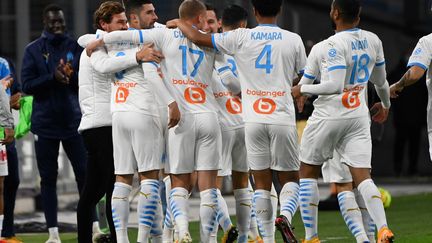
left=179, top=45, right=204, bottom=78
left=255, top=45, right=273, bottom=74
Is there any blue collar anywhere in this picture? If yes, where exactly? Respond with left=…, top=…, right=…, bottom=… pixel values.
left=258, top=24, right=278, bottom=27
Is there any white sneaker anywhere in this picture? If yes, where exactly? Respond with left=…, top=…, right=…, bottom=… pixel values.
left=45, top=237, right=61, bottom=243
left=179, top=232, right=192, bottom=243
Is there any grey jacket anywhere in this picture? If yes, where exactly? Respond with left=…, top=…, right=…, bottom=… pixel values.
left=0, top=88, right=13, bottom=128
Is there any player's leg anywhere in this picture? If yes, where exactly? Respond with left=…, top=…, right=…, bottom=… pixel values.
left=247, top=178, right=261, bottom=242
left=112, top=175, right=133, bottom=243
left=132, top=114, right=165, bottom=243
left=298, top=118, right=336, bottom=242
left=162, top=175, right=175, bottom=243
left=195, top=113, right=222, bottom=243
left=166, top=115, right=195, bottom=242
left=78, top=128, right=113, bottom=242
left=138, top=170, right=162, bottom=243
left=0, top=176, right=4, bottom=235
left=350, top=168, right=394, bottom=243
left=230, top=127, right=251, bottom=243
left=343, top=118, right=393, bottom=242
left=322, top=151, right=369, bottom=243
left=245, top=123, right=275, bottom=242
left=0, top=144, right=7, bottom=237
left=2, top=142, right=19, bottom=240
left=170, top=174, right=192, bottom=242
left=267, top=124, right=300, bottom=243
left=211, top=129, right=239, bottom=242
left=354, top=188, right=376, bottom=243
left=231, top=171, right=250, bottom=243
left=110, top=112, right=137, bottom=243
left=298, top=163, right=321, bottom=242
left=336, top=183, right=369, bottom=243
left=34, top=136, right=61, bottom=242
left=63, top=133, right=102, bottom=238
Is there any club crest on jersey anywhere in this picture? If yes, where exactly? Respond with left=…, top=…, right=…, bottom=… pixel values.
left=328, top=48, right=337, bottom=58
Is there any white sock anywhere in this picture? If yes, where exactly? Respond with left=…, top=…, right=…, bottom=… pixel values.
left=48, top=226, right=60, bottom=240
left=270, top=184, right=278, bottom=219
left=354, top=188, right=376, bottom=243
left=216, top=189, right=232, bottom=232
left=170, top=187, right=190, bottom=240
left=150, top=182, right=164, bottom=243
left=357, top=179, right=388, bottom=231
left=253, top=189, right=274, bottom=242
left=233, top=188, right=252, bottom=243
left=138, top=179, right=161, bottom=243
left=92, top=221, right=102, bottom=234
left=279, top=182, right=300, bottom=222
left=248, top=182, right=260, bottom=240
left=199, top=188, right=219, bottom=243
left=209, top=188, right=232, bottom=243
left=112, top=182, right=132, bottom=243
left=337, top=191, right=369, bottom=243
left=299, top=178, right=319, bottom=240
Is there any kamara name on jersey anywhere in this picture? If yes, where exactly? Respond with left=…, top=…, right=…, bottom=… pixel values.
left=351, top=39, right=368, bottom=50
left=251, top=31, right=282, bottom=41
left=172, top=78, right=208, bottom=89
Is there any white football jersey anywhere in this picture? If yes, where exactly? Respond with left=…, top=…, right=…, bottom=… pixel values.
left=104, top=42, right=159, bottom=116
left=104, top=28, right=219, bottom=115
left=408, top=33, right=432, bottom=133
left=211, top=25, right=306, bottom=126
left=212, top=54, right=243, bottom=131
left=319, top=28, right=386, bottom=119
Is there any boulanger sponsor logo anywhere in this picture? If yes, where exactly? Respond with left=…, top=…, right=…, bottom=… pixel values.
left=246, top=89, right=286, bottom=98
left=185, top=87, right=206, bottom=104
left=253, top=98, right=276, bottom=114
left=115, top=87, right=129, bottom=103
left=113, top=81, right=136, bottom=103
left=226, top=97, right=242, bottom=114
left=342, top=85, right=363, bottom=109
left=172, top=78, right=208, bottom=89
left=342, top=91, right=360, bottom=109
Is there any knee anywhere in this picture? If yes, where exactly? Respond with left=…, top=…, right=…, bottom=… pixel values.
left=40, top=173, right=57, bottom=188
left=5, top=176, right=20, bottom=190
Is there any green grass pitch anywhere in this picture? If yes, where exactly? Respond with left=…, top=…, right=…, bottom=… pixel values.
left=15, top=193, right=432, bottom=242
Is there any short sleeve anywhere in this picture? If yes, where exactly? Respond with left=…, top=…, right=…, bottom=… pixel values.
left=325, top=39, right=347, bottom=72
left=295, top=37, right=307, bottom=75
left=375, top=39, right=385, bottom=67
left=407, top=36, right=432, bottom=70
left=0, top=58, right=11, bottom=79
left=212, top=28, right=247, bottom=55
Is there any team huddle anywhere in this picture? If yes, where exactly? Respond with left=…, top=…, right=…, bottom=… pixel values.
left=71, top=0, right=422, bottom=242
